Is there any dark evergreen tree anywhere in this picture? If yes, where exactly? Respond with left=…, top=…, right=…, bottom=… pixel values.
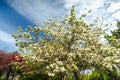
left=105, top=21, right=120, bottom=47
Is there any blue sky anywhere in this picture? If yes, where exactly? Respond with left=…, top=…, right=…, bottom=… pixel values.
left=0, top=0, right=120, bottom=52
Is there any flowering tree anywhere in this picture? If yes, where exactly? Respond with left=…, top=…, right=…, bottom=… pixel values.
left=12, top=6, right=120, bottom=80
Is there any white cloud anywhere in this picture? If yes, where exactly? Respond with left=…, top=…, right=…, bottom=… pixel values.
left=0, top=16, right=18, bottom=51
left=6, top=0, right=120, bottom=32
left=59, top=0, right=104, bottom=10
left=6, top=0, right=120, bottom=24
left=107, top=2, right=120, bottom=20
left=0, top=30, right=18, bottom=51
left=0, top=17, right=16, bottom=47
left=108, top=2, right=120, bottom=13
left=112, top=11, right=120, bottom=20
left=58, top=0, right=81, bottom=9
left=6, top=0, right=64, bottom=25
left=58, top=0, right=106, bottom=22
left=59, top=0, right=120, bottom=19
left=0, top=30, right=15, bottom=44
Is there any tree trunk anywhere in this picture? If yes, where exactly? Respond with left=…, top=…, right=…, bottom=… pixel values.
left=73, top=71, right=79, bottom=80
left=5, top=71, right=9, bottom=80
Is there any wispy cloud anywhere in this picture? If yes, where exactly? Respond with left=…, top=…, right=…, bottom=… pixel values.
left=6, top=0, right=64, bottom=25
left=0, top=30, right=15, bottom=44
left=0, top=12, right=18, bottom=51
left=108, top=2, right=120, bottom=13
left=59, top=0, right=104, bottom=10
left=107, top=2, right=120, bottom=20
left=7, top=0, right=120, bottom=25
left=0, top=30, right=17, bottom=51
left=6, top=0, right=120, bottom=31
left=59, top=0, right=120, bottom=18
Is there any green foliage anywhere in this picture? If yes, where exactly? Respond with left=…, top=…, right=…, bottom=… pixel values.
left=81, top=70, right=109, bottom=80
left=105, top=21, right=120, bottom=47
left=0, top=74, right=5, bottom=80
